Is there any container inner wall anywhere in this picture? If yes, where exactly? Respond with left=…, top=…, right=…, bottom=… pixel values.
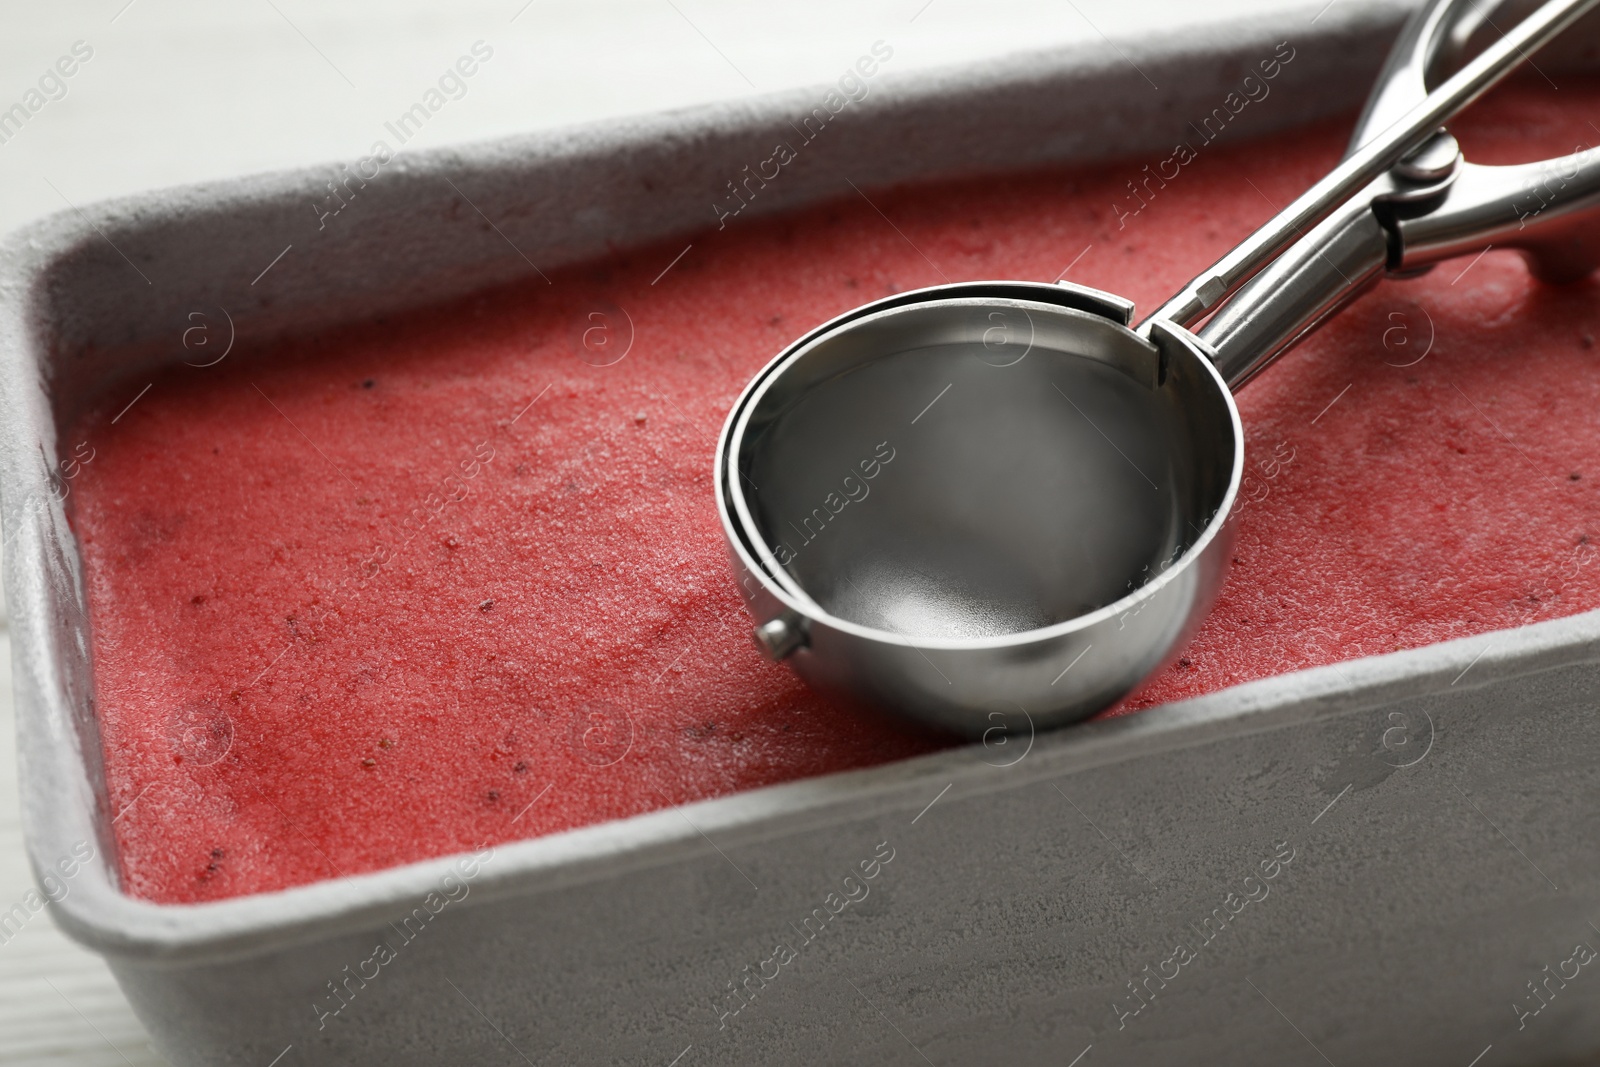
left=60, top=74, right=1600, bottom=903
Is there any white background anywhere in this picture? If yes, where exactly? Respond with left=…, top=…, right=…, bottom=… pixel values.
left=0, top=1, right=1398, bottom=1062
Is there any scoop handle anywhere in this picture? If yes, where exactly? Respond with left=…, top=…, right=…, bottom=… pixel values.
left=1396, top=155, right=1600, bottom=283
left=1144, top=0, right=1600, bottom=338
left=1195, top=155, right=1600, bottom=393
left=1196, top=152, right=1600, bottom=390
left=1192, top=181, right=1394, bottom=389
left=1187, top=0, right=1600, bottom=388
left=1353, top=0, right=1600, bottom=285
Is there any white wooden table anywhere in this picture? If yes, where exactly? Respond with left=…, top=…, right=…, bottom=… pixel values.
left=0, top=1, right=1379, bottom=1061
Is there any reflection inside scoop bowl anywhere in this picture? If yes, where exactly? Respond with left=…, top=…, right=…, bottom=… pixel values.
left=715, top=282, right=1242, bottom=736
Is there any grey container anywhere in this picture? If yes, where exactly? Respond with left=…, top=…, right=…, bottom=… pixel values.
left=7, top=4, right=1600, bottom=1064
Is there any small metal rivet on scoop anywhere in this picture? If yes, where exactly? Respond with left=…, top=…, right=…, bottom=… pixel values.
left=753, top=613, right=806, bottom=661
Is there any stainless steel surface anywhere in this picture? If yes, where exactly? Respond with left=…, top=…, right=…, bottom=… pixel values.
left=1346, top=0, right=1495, bottom=153
left=1392, top=131, right=1463, bottom=182
left=722, top=287, right=1240, bottom=734
left=1192, top=133, right=1463, bottom=386
left=1146, top=0, right=1600, bottom=330
left=1199, top=0, right=1600, bottom=380
left=752, top=613, right=806, bottom=661
left=1397, top=154, right=1600, bottom=279
left=1348, top=0, right=1600, bottom=281
left=720, top=0, right=1600, bottom=735
left=1196, top=187, right=1396, bottom=388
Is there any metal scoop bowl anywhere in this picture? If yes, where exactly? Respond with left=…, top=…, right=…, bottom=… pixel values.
left=719, top=284, right=1237, bottom=733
